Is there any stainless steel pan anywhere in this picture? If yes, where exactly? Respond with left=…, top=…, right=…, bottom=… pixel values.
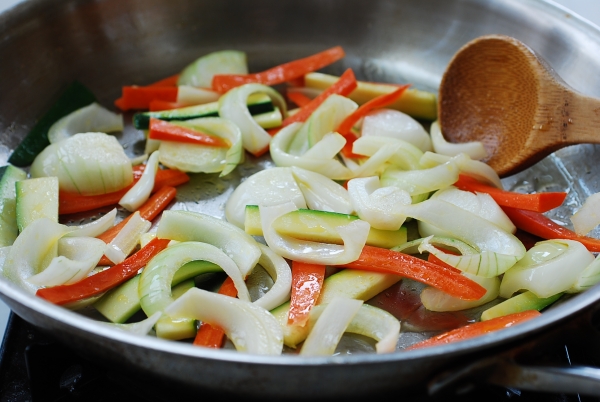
left=2, top=0, right=600, bottom=399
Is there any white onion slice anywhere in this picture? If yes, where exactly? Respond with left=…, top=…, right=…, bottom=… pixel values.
left=101, top=312, right=162, bottom=336
left=104, top=211, right=151, bottom=264
left=343, top=303, right=401, bottom=353
left=500, top=239, right=594, bottom=298
left=569, top=253, right=600, bottom=292
left=291, top=166, right=353, bottom=214
left=260, top=201, right=369, bottom=265
left=361, top=108, right=433, bottom=152
left=300, top=298, right=363, bottom=356
left=421, top=272, right=500, bottom=312
left=48, top=102, right=123, bottom=144
left=27, top=236, right=105, bottom=286
left=430, top=120, right=488, bottom=160
left=347, top=176, right=411, bottom=230
left=352, top=136, right=423, bottom=171
left=380, top=159, right=460, bottom=196
left=119, top=150, right=160, bottom=212
left=419, top=151, right=503, bottom=189
left=252, top=243, right=292, bottom=311
left=570, top=192, right=600, bottom=235
left=165, top=287, right=283, bottom=355
left=176, top=85, right=220, bottom=105
left=65, top=208, right=118, bottom=238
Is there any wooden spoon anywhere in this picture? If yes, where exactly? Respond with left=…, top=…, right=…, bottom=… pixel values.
left=438, top=34, right=600, bottom=178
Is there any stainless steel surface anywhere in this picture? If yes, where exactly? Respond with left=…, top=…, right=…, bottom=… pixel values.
left=2, top=0, right=600, bottom=398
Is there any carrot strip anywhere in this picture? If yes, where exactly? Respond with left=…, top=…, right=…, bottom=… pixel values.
left=36, top=238, right=170, bottom=305
left=337, top=85, right=410, bottom=158
left=116, top=86, right=178, bottom=111
left=406, top=310, right=541, bottom=350
left=148, top=118, right=229, bottom=147
left=338, top=245, right=486, bottom=301
left=286, top=91, right=313, bottom=107
left=97, top=186, right=177, bottom=244
left=193, top=277, right=238, bottom=348
left=59, top=169, right=189, bottom=215
left=212, top=46, right=345, bottom=93
left=502, top=206, right=600, bottom=252
left=455, top=174, right=567, bottom=213
left=287, top=261, right=326, bottom=326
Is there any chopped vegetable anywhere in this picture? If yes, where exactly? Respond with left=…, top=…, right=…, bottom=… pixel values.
left=288, top=261, right=326, bottom=327
left=148, top=118, right=230, bottom=147
left=193, top=277, right=238, bottom=348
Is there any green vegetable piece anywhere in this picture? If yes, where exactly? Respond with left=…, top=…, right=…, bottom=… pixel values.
left=0, top=164, right=27, bottom=246
left=480, top=291, right=562, bottom=321
left=8, top=81, right=97, bottom=166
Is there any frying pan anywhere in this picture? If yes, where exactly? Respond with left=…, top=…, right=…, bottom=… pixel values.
left=1, top=0, right=600, bottom=399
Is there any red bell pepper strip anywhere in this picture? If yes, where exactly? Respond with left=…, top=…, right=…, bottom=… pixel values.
left=115, top=86, right=178, bottom=111
left=286, top=91, right=313, bottom=108
left=455, top=174, right=567, bottom=213
left=59, top=169, right=189, bottom=215
left=502, top=206, right=600, bottom=252
left=36, top=237, right=170, bottom=305
left=274, top=68, right=357, bottom=134
left=337, top=245, right=486, bottom=301
left=148, top=118, right=229, bottom=148
left=287, top=261, right=326, bottom=326
left=193, top=276, right=238, bottom=348
left=211, top=46, right=345, bottom=93
left=406, top=310, right=541, bottom=350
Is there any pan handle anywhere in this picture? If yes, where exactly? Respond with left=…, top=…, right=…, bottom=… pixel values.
left=428, top=357, right=600, bottom=397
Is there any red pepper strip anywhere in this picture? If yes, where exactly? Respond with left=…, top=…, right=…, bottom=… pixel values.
left=286, top=91, right=313, bottom=107
left=338, top=85, right=410, bottom=158
left=406, top=310, right=541, bottom=350
left=286, top=76, right=306, bottom=87
left=148, top=118, right=229, bottom=148
left=337, top=245, right=486, bottom=301
left=97, top=186, right=177, bottom=244
left=149, top=100, right=187, bottom=111
left=211, top=46, right=345, bottom=93
left=287, top=261, right=326, bottom=326
left=502, top=206, right=600, bottom=252
left=193, top=276, right=238, bottom=348
left=36, top=238, right=170, bottom=305
left=59, top=169, right=189, bottom=215
left=455, top=174, right=567, bottom=213
left=278, top=68, right=357, bottom=131
left=115, top=86, right=178, bottom=111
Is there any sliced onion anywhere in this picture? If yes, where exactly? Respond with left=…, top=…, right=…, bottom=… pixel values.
left=344, top=303, right=401, bottom=353
left=101, top=311, right=162, bottom=336
left=419, top=151, right=503, bottom=189
left=218, top=84, right=287, bottom=155
left=2, top=218, right=71, bottom=293
left=27, top=236, right=105, bottom=287
left=291, top=166, right=353, bottom=214
left=392, top=235, right=477, bottom=255
left=570, top=192, right=600, bottom=235
left=361, top=109, right=433, bottom=152
left=31, top=132, right=133, bottom=196
left=569, top=253, right=600, bottom=292
left=165, top=287, right=283, bottom=355
left=260, top=201, right=370, bottom=265
left=252, top=243, right=292, bottom=311
left=176, top=85, right=220, bottom=105
left=105, top=211, right=151, bottom=264
left=300, top=297, right=363, bottom=356
left=48, top=102, right=123, bottom=144
left=119, top=150, right=160, bottom=212
left=420, top=272, right=500, bottom=312
left=500, top=239, right=594, bottom=298
left=430, top=120, right=488, bottom=160
left=157, top=210, right=261, bottom=279
left=380, top=159, right=459, bottom=196
left=352, top=136, right=423, bottom=171
left=224, top=166, right=307, bottom=228
left=65, top=208, right=117, bottom=238
left=347, top=176, right=411, bottom=230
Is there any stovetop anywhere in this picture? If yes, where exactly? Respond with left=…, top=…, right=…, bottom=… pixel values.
left=1, top=311, right=600, bottom=402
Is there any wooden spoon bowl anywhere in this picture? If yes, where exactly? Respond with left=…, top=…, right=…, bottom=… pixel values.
left=438, top=34, right=600, bottom=177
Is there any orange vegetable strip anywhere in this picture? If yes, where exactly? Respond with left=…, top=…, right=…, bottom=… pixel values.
left=280, top=68, right=357, bottom=128
left=502, top=206, right=600, bottom=252
left=212, top=46, right=345, bottom=93
left=116, top=86, right=178, bottom=111
left=455, top=174, right=567, bottom=213
left=406, top=310, right=541, bottom=350
left=338, top=85, right=410, bottom=158
left=287, top=261, right=326, bottom=326
left=148, top=118, right=229, bottom=148
left=36, top=238, right=170, bottom=305
left=286, top=91, right=313, bottom=107
left=59, top=169, right=189, bottom=215
left=97, top=186, right=177, bottom=244
left=193, top=277, right=238, bottom=348
left=337, top=245, right=486, bottom=301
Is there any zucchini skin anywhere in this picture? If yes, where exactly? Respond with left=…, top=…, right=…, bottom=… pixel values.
left=9, top=81, right=96, bottom=167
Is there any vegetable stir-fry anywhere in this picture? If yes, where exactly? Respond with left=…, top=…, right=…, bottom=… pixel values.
left=2, top=46, right=600, bottom=356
